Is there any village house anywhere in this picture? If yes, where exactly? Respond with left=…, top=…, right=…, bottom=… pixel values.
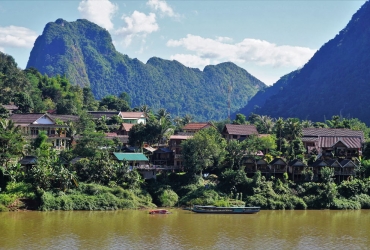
left=169, top=134, right=192, bottom=169
left=302, top=128, right=364, bottom=160
left=222, top=124, right=258, bottom=141
left=113, top=152, right=155, bottom=179
left=2, top=104, right=18, bottom=114
left=182, top=122, right=214, bottom=134
left=9, top=113, right=79, bottom=150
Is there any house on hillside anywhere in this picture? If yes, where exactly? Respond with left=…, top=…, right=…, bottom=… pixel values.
left=113, top=152, right=155, bottom=179
left=119, top=112, right=147, bottom=124
left=117, top=123, right=134, bottom=136
left=182, top=122, right=214, bottom=134
left=269, top=158, right=287, bottom=178
left=2, top=104, right=18, bottom=114
left=288, top=159, right=307, bottom=182
left=9, top=113, right=79, bottom=150
left=169, top=134, right=193, bottom=169
left=87, top=111, right=120, bottom=120
left=152, top=147, right=174, bottom=167
left=302, top=128, right=364, bottom=160
left=222, top=124, right=258, bottom=141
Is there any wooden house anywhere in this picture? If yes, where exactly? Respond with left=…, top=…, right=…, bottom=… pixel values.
left=269, top=158, right=287, bottom=178
left=288, top=159, right=307, bottom=182
left=169, top=134, right=192, bottom=169
left=256, top=159, right=270, bottom=176
left=152, top=147, right=174, bottom=167
left=182, top=122, right=214, bottom=134
left=112, top=152, right=155, bottom=179
left=222, top=124, right=258, bottom=141
left=9, top=113, right=78, bottom=150
left=302, top=128, right=364, bottom=160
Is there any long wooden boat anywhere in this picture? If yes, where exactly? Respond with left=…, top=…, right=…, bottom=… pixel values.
left=191, top=205, right=260, bottom=214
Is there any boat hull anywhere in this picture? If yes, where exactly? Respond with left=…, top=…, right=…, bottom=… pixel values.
left=191, top=206, right=260, bottom=214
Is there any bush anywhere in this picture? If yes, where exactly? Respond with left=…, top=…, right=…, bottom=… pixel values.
left=351, top=194, right=370, bottom=209
left=159, top=189, right=178, bottom=207
left=0, top=204, right=8, bottom=212
left=331, top=198, right=361, bottom=210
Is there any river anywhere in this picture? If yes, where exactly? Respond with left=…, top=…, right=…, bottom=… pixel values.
left=1, top=209, right=369, bottom=249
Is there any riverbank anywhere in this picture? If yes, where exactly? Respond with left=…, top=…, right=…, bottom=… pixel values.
left=2, top=173, right=370, bottom=212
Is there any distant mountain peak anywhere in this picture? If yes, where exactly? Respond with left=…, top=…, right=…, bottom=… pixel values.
left=27, top=19, right=266, bottom=121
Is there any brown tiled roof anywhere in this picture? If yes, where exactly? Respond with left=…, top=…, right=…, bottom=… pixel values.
left=10, top=113, right=45, bottom=124
left=318, top=137, right=362, bottom=149
left=119, top=112, right=146, bottom=118
left=302, top=128, right=364, bottom=141
left=223, top=124, right=258, bottom=136
left=121, top=123, right=134, bottom=131
left=183, top=122, right=212, bottom=131
left=87, top=111, right=120, bottom=119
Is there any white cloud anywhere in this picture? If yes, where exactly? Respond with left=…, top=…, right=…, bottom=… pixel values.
left=167, top=34, right=316, bottom=68
left=78, top=0, right=118, bottom=30
left=0, top=26, right=37, bottom=49
left=116, top=11, right=158, bottom=46
left=0, top=47, right=4, bottom=53
left=147, top=0, right=178, bottom=18
left=170, top=54, right=210, bottom=69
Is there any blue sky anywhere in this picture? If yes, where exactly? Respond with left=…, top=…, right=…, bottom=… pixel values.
left=0, top=0, right=366, bottom=85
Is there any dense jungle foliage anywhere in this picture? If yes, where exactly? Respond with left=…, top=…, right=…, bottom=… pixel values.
left=27, top=18, right=266, bottom=121
left=238, top=1, right=370, bottom=125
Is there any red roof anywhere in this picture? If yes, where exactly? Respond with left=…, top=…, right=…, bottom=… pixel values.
left=120, top=123, right=134, bottom=131
left=223, top=124, right=258, bottom=136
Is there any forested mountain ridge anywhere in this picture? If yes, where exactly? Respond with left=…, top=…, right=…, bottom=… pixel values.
left=244, top=1, right=370, bottom=124
left=27, top=18, right=266, bottom=121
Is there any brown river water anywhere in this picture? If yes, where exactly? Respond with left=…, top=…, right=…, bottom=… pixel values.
left=1, top=209, right=369, bottom=250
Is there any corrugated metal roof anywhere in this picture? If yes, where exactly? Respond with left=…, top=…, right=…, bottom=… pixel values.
left=303, top=128, right=364, bottom=141
left=301, top=137, right=319, bottom=142
left=223, top=124, right=258, bottom=136
left=318, top=137, right=362, bottom=149
left=113, top=153, right=149, bottom=161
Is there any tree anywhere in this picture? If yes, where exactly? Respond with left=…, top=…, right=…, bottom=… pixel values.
left=182, top=128, right=227, bottom=176
left=0, top=119, right=25, bottom=168
left=233, top=113, right=247, bottom=125
left=99, top=95, right=130, bottom=111
left=128, top=123, right=147, bottom=148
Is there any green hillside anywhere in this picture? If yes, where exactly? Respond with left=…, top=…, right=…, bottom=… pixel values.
left=27, top=19, right=266, bottom=121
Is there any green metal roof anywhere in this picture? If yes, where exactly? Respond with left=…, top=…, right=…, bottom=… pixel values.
left=113, top=152, right=149, bottom=161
